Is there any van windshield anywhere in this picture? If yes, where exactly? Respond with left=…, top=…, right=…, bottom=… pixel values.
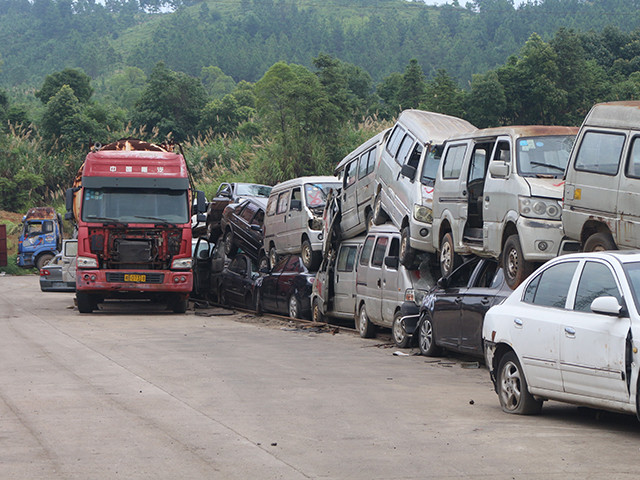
left=517, top=135, right=575, bottom=177
left=304, top=183, right=340, bottom=209
left=420, top=145, right=444, bottom=186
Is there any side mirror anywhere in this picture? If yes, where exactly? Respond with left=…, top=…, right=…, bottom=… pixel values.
left=400, top=164, right=417, bottom=181
left=437, top=276, right=448, bottom=289
left=290, top=199, right=302, bottom=211
left=250, top=224, right=262, bottom=232
left=489, top=161, right=509, bottom=178
left=197, top=213, right=206, bottom=223
left=65, top=188, right=74, bottom=215
left=384, top=256, right=399, bottom=269
left=196, top=190, right=207, bottom=213
left=590, top=296, right=623, bottom=316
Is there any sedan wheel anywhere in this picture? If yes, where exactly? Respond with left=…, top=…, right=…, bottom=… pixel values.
left=418, top=315, right=441, bottom=356
left=497, top=351, right=542, bottom=415
left=288, top=295, right=300, bottom=319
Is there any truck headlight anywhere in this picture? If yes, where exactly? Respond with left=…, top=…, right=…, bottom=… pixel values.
left=77, top=256, right=98, bottom=268
left=518, top=196, right=561, bottom=220
left=413, top=204, right=433, bottom=223
left=172, top=258, right=192, bottom=269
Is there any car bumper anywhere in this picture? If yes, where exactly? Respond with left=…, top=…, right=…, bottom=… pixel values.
left=516, top=217, right=564, bottom=262
left=400, top=301, right=420, bottom=335
left=76, top=270, right=193, bottom=295
left=409, top=219, right=435, bottom=253
left=40, top=280, right=76, bottom=292
left=484, top=340, right=497, bottom=390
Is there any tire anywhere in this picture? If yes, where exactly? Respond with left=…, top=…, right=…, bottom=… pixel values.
left=312, top=298, right=326, bottom=323
left=223, top=230, right=237, bottom=257
left=392, top=311, right=410, bottom=348
left=502, top=234, right=534, bottom=290
left=301, top=238, right=321, bottom=271
left=258, top=253, right=269, bottom=272
left=245, top=292, right=254, bottom=311
left=77, top=292, right=94, bottom=313
left=372, top=193, right=388, bottom=225
left=171, top=295, right=188, bottom=313
left=439, top=232, right=460, bottom=278
left=219, top=286, right=228, bottom=307
left=255, top=291, right=263, bottom=315
left=357, top=304, right=376, bottom=338
left=583, top=232, right=617, bottom=252
left=418, top=314, right=442, bottom=356
left=365, top=209, right=373, bottom=233
left=497, top=351, right=542, bottom=415
left=269, top=246, right=279, bottom=269
left=400, top=226, right=417, bottom=269
left=288, top=295, right=301, bottom=319
left=36, top=253, right=55, bottom=270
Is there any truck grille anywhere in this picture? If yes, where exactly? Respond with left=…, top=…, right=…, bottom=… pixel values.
left=106, top=272, right=165, bottom=284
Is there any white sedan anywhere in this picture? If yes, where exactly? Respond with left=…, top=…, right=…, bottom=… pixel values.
left=483, top=251, right=640, bottom=418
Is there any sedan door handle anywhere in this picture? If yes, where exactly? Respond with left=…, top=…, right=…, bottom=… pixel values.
left=564, top=326, right=576, bottom=337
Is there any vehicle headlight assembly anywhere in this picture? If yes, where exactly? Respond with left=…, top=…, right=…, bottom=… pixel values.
left=413, top=204, right=433, bottom=224
left=77, top=256, right=98, bottom=268
left=518, top=196, right=561, bottom=220
left=172, top=258, right=193, bottom=269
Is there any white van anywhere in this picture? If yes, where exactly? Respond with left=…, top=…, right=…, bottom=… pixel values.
left=333, top=129, right=391, bottom=239
left=372, top=110, right=476, bottom=267
left=263, top=176, right=340, bottom=270
left=432, top=125, right=577, bottom=288
left=355, top=224, right=436, bottom=347
left=563, top=101, right=640, bottom=251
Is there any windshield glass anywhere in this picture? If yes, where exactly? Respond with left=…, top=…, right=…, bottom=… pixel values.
left=304, top=183, right=340, bottom=208
left=420, top=145, right=444, bottom=186
left=236, top=184, right=272, bottom=197
left=81, top=188, right=189, bottom=224
left=517, top=135, right=575, bottom=177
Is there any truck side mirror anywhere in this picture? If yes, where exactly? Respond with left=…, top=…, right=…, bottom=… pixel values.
left=65, top=188, right=76, bottom=221
left=196, top=190, right=207, bottom=213
left=489, top=161, right=509, bottom=178
left=400, top=164, right=417, bottom=181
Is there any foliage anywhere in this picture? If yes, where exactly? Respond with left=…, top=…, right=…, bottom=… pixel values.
left=36, top=68, right=94, bottom=104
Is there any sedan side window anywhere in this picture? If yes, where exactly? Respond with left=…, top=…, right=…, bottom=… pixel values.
left=573, top=262, right=622, bottom=312
left=523, top=261, right=578, bottom=308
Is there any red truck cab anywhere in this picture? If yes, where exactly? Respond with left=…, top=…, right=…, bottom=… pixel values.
left=67, top=139, right=205, bottom=313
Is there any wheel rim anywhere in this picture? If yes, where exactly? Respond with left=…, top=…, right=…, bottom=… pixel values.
left=313, top=302, right=322, bottom=322
left=506, top=247, right=519, bottom=279
left=499, top=359, right=523, bottom=411
left=419, top=319, right=433, bottom=352
left=440, top=241, right=452, bottom=274
left=289, top=296, right=298, bottom=318
left=400, top=232, right=409, bottom=260
left=393, top=316, right=405, bottom=344
left=269, top=248, right=277, bottom=267
left=302, top=243, right=312, bottom=266
left=359, top=307, right=368, bottom=335
left=224, top=232, right=232, bottom=254
left=374, top=196, right=381, bottom=220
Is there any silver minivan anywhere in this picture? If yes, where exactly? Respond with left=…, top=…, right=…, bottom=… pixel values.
left=432, top=126, right=577, bottom=288
left=334, top=129, right=391, bottom=239
left=372, top=110, right=476, bottom=267
left=563, top=101, right=640, bottom=252
left=355, top=224, right=436, bottom=347
left=263, top=176, right=340, bottom=270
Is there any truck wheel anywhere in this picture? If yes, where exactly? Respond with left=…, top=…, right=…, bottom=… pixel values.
left=583, top=232, right=617, bottom=252
left=36, top=253, right=55, bottom=270
left=503, top=234, right=534, bottom=290
left=439, top=232, right=460, bottom=278
left=372, top=194, right=388, bottom=225
left=301, top=239, right=321, bottom=271
left=400, top=226, right=417, bottom=269
left=77, top=293, right=94, bottom=314
left=171, top=295, right=188, bottom=314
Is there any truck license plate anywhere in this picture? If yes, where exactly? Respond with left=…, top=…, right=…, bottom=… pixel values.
left=124, top=274, right=146, bottom=282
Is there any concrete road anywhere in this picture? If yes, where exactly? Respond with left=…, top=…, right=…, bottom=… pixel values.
left=1, top=275, right=639, bottom=480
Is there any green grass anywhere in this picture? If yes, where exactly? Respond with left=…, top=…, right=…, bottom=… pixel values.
left=0, top=254, right=37, bottom=275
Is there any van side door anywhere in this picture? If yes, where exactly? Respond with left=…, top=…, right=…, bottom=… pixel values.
left=617, top=135, right=640, bottom=248
left=340, top=159, right=361, bottom=234
left=275, top=190, right=291, bottom=251
left=482, top=138, right=511, bottom=256
left=61, top=240, right=78, bottom=284
left=381, top=236, right=402, bottom=326
left=365, top=235, right=389, bottom=324
left=333, top=244, right=359, bottom=316
left=286, top=187, right=305, bottom=252
left=356, top=146, right=377, bottom=223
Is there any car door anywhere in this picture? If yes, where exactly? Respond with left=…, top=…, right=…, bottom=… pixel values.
left=392, top=133, right=420, bottom=223
left=61, top=240, right=77, bottom=284
left=366, top=235, right=389, bottom=324
left=512, top=260, right=580, bottom=392
left=356, top=147, right=377, bottom=221
left=285, top=188, right=304, bottom=252
left=617, top=135, right=640, bottom=248
left=381, top=236, right=401, bottom=327
left=276, top=256, right=304, bottom=313
left=225, top=256, right=248, bottom=306
left=274, top=190, right=290, bottom=251
left=340, top=158, right=361, bottom=233
left=192, top=237, right=212, bottom=297
left=262, top=255, right=288, bottom=311
left=481, top=138, right=511, bottom=254
left=434, top=142, right=469, bottom=249
left=333, top=244, right=359, bottom=315
left=560, top=260, right=631, bottom=402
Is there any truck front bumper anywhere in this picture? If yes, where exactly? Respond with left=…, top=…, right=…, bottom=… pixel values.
left=76, top=270, right=193, bottom=295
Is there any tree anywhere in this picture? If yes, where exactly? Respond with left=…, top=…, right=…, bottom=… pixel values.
left=132, top=62, right=207, bottom=141
left=376, top=72, right=403, bottom=118
left=36, top=68, right=94, bottom=104
left=200, top=66, right=236, bottom=99
left=466, top=71, right=506, bottom=128
left=422, top=69, right=465, bottom=118
left=397, top=59, right=427, bottom=110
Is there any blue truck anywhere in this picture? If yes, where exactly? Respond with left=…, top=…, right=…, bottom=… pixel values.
left=17, top=207, right=63, bottom=270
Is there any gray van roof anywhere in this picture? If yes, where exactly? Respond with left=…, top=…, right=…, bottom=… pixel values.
left=334, top=128, right=391, bottom=175
left=446, top=125, right=578, bottom=142
left=583, top=101, right=640, bottom=130
left=396, top=109, right=476, bottom=144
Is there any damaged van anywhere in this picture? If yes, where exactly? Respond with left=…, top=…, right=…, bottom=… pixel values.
left=563, top=101, right=640, bottom=252
left=372, top=110, right=476, bottom=267
left=432, top=125, right=577, bottom=288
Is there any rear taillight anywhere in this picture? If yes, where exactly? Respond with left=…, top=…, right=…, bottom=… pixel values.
left=40, top=269, right=50, bottom=276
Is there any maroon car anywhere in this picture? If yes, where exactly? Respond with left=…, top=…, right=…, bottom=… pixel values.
left=220, top=198, right=267, bottom=262
left=206, top=183, right=271, bottom=241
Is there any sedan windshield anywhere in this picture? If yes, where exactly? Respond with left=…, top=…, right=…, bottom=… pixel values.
left=236, top=184, right=272, bottom=197
left=304, top=183, right=340, bottom=208
left=517, top=135, right=575, bottom=177
left=81, top=188, right=189, bottom=224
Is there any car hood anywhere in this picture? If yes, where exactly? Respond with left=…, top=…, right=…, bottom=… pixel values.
left=523, top=177, right=565, bottom=200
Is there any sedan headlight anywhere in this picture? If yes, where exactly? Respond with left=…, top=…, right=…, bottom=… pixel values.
left=77, top=256, right=98, bottom=268
left=518, top=196, right=561, bottom=220
left=413, top=204, right=433, bottom=224
left=171, top=258, right=193, bottom=269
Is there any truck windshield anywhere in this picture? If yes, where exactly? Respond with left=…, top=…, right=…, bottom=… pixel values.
left=81, top=188, right=189, bottom=224
left=236, top=184, right=272, bottom=197
left=517, top=135, right=575, bottom=177
left=304, top=183, right=340, bottom=208
left=420, top=145, right=444, bottom=186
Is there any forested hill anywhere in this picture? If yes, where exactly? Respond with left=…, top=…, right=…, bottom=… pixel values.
left=2, top=0, right=640, bottom=88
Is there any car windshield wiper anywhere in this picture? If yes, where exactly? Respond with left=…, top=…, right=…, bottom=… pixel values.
left=529, top=161, right=565, bottom=173
left=133, top=215, right=177, bottom=226
left=85, top=216, right=126, bottom=226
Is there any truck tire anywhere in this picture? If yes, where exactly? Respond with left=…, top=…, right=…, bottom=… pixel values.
left=77, top=293, right=94, bottom=313
left=583, top=232, right=617, bottom=252
left=171, top=295, right=188, bottom=313
left=36, top=253, right=55, bottom=270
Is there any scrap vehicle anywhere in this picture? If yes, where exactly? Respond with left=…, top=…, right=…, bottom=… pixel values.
left=206, top=182, right=272, bottom=241
left=220, top=198, right=267, bottom=264
left=210, top=253, right=261, bottom=310
left=39, top=239, right=78, bottom=292
left=17, top=206, right=63, bottom=270
left=65, top=138, right=206, bottom=313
